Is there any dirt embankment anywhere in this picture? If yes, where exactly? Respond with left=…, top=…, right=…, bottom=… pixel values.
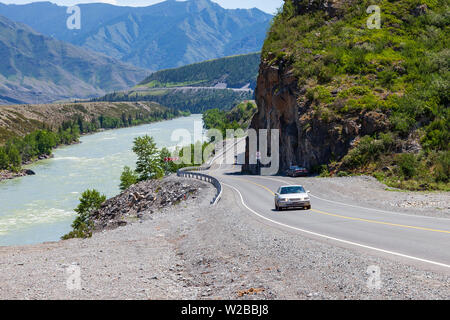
left=91, top=177, right=205, bottom=232
left=0, top=101, right=167, bottom=143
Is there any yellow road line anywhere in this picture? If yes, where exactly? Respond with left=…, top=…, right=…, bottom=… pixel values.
left=230, top=176, right=450, bottom=235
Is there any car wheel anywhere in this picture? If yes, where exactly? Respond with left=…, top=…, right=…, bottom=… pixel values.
left=306, top=205, right=311, bottom=210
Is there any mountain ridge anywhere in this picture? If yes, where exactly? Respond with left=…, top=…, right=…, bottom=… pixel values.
left=0, top=14, right=149, bottom=105
left=0, top=0, right=273, bottom=71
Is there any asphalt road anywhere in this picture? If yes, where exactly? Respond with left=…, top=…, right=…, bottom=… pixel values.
left=206, top=140, right=450, bottom=273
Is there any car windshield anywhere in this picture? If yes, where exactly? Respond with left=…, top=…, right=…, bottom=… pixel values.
left=280, top=186, right=305, bottom=194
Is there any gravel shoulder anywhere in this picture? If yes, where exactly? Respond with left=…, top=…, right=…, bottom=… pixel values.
left=0, top=175, right=448, bottom=299
left=296, top=175, right=449, bottom=218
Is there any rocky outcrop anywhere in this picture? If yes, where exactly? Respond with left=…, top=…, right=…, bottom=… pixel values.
left=0, top=169, right=35, bottom=182
left=90, top=176, right=205, bottom=231
left=244, top=58, right=390, bottom=174
left=291, top=0, right=354, bottom=17
left=243, top=0, right=395, bottom=175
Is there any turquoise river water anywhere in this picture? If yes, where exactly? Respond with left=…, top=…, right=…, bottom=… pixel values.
left=0, top=114, right=204, bottom=246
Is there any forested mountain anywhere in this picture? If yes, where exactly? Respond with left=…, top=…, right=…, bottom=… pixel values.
left=93, top=88, right=253, bottom=114
left=0, top=15, right=148, bottom=105
left=94, top=52, right=259, bottom=112
left=0, top=0, right=272, bottom=71
left=139, top=53, right=261, bottom=90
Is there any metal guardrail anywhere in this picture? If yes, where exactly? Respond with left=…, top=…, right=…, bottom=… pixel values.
left=177, top=165, right=222, bottom=206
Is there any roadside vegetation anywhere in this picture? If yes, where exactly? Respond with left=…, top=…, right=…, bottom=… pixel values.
left=203, top=101, right=258, bottom=138
left=263, top=0, right=449, bottom=191
left=61, top=190, right=106, bottom=240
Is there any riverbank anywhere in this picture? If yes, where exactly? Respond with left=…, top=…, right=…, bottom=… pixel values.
left=0, top=114, right=204, bottom=247
left=0, top=169, right=35, bottom=181
left=0, top=101, right=177, bottom=143
left=0, top=110, right=188, bottom=183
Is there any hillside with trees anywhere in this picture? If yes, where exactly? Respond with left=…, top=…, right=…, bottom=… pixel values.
left=94, top=88, right=253, bottom=114
left=0, top=101, right=187, bottom=179
left=247, top=0, right=449, bottom=190
left=139, top=53, right=261, bottom=90
left=203, top=101, right=258, bottom=137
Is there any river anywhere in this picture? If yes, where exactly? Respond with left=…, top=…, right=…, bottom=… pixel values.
left=0, top=114, right=204, bottom=246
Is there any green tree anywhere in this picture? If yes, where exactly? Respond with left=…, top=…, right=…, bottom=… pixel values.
left=62, top=189, right=106, bottom=239
left=7, top=145, right=21, bottom=172
left=119, top=166, right=139, bottom=190
left=132, top=135, right=164, bottom=180
left=36, top=130, right=56, bottom=155
left=0, top=147, right=8, bottom=170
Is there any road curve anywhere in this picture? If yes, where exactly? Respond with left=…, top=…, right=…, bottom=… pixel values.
left=205, top=144, right=450, bottom=273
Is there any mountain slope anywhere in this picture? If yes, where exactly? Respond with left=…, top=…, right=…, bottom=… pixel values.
left=139, top=53, right=261, bottom=90
left=245, top=0, right=449, bottom=190
left=94, top=53, right=259, bottom=112
left=0, top=15, right=148, bottom=104
left=0, top=0, right=272, bottom=71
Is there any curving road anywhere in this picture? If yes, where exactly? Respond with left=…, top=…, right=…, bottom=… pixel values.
left=205, top=139, right=450, bottom=273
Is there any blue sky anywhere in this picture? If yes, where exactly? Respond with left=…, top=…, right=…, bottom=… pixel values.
left=0, top=0, right=284, bottom=14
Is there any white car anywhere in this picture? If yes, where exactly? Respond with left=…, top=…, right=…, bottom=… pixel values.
left=274, top=185, right=311, bottom=211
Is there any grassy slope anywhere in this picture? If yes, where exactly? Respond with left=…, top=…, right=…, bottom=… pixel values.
left=0, top=102, right=169, bottom=143
left=95, top=53, right=259, bottom=113
left=138, top=53, right=261, bottom=90
left=263, top=0, right=449, bottom=190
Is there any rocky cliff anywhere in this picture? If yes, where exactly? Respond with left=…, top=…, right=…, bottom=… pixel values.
left=245, top=51, right=390, bottom=173
left=244, top=0, right=449, bottom=191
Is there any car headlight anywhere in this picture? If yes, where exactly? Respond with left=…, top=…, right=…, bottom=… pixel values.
left=304, top=197, right=310, bottom=201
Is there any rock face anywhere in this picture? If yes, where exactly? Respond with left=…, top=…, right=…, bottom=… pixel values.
left=90, top=176, right=205, bottom=231
left=243, top=0, right=390, bottom=174
left=291, top=0, right=354, bottom=17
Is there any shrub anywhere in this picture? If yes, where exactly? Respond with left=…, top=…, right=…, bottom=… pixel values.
left=62, top=189, right=106, bottom=240
left=306, top=86, right=334, bottom=104
left=319, top=165, right=331, bottom=177
left=433, top=151, right=449, bottom=182
left=119, top=166, right=139, bottom=191
left=337, top=171, right=349, bottom=177
left=6, top=145, right=21, bottom=172
left=0, top=147, right=8, bottom=170
left=133, top=135, right=164, bottom=180
left=396, top=153, right=419, bottom=179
